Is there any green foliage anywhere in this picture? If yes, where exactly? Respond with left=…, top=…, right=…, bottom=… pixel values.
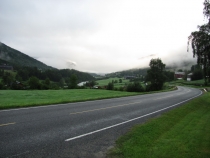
left=163, top=71, right=174, bottom=81
left=107, top=82, right=114, bottom=90
left=69, top=74, right=78, bottom=89
left=0, top=43, right=95, bottom=87
left=0, top=69, right=4, bottom=77
left=126, top=82, right=144, bottom=92
left=191, top=69, right=203, bottom=81
left=97, top=77, right=130, bottom=88
left=146, top=58, right=166, bottom=91
left=2, top=72, right=14, bottom=86
left=41, top=78, right=51, bottom=90
left=28, top=76, right=41, bottom=89
left=106, top=68, right=149, bottom=78
left=0, top=82, right=3, bottom=89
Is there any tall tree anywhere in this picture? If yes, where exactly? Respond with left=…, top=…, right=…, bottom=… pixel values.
left=146, top=58, right=166, bottom=91
left=69, top=74, right=78, bottom=89
left=188, top=0, right=210, bottom=85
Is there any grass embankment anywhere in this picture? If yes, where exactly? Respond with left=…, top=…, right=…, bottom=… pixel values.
left=0, top=89, right=140, bottom=109
left=108, top=92, right=210, bottom=158
left=0, top=86, right=177, bottom=110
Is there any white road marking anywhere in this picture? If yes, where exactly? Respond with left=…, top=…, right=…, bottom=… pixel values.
left=65, top=90, right=202, bottom=142
left=70, top=101, right=141, bottom=115
left=0, top=122, right=16, bottom=127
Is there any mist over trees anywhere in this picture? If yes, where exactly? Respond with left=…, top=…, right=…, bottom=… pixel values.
left=188, top=0, right=210, bottom=85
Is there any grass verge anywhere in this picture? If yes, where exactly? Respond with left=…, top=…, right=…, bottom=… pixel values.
left=0, top=89, right=139, bottom=109
left=0, top=87, right=176, bottom=110
left=108, top=92, right=210, bottom=158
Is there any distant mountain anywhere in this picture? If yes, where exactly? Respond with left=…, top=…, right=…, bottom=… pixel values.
left=106, top=68, right=149, bottom=78
left=0, top=42, right=54, bottom=70
left=106, top=60, right=196, bottom=77
left=166, top=60, right=196, bottom=71
left=88, top=73, right=106, bottom=78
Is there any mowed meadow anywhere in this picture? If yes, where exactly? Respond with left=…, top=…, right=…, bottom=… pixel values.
left=0, top=89, right=140, bottom=109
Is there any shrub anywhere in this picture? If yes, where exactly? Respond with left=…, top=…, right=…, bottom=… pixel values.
left=107, top=82, right=114, bottom=90
left=126, top=82, right=144, bottom=92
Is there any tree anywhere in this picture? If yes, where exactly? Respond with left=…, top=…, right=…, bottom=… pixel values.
left=126, top=82, right=144, bottom=92
left=69, top=74, right=78, bottom=89
left=106, top=82, right=114, bottom=90
left=86, top=80, right=96, bottom=88
left=2, top=72, right=14, bottom=86
left=28, top=76, right=41, bottom=89
left=191, top=69, right=203, bottom=81
left=188, top=0, right=210, bottom=85
left=146, top=58, right=166, bottom=91
left=0, top=69, right=4, bottom=77
left=41, top=77, right=50, bottom=89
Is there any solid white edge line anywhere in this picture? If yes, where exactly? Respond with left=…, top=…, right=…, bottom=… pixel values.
left=65, top=90, right=202, bottom=142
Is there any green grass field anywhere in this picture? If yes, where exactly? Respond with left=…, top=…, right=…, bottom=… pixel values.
left=0, top=89, right=140, bottom=109
left=108, top=92, right=210, bottom=158
left=169, top=79, right=209, bottom=88
left=96, top=77, right=130, bottom=87
left=0, top=86, right=176, bottom=110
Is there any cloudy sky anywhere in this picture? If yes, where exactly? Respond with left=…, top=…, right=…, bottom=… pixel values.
left=0, top=0, right=206, bottom=73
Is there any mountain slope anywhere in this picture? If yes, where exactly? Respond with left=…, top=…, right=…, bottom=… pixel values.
left=0, top=42, right=54, bottom=70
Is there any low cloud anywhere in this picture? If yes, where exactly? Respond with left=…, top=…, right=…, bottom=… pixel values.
left=139, top=54, right=157, bottom=60
left=66, top=60, right=77, bottom=69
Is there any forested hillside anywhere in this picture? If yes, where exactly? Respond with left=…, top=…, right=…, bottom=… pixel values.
left=0, top=42, right=54, bottom=70
left=16, top=67, right=94, bottom=83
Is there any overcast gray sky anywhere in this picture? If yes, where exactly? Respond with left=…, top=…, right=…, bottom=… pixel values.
left=0, top=0, right=205, bottom=73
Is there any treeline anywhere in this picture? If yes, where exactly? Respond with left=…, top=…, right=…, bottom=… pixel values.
left=106, top=68, right=149, bottom=78
left=0, top=66, right=95, bottom=90
left=105, top=59, right=175, bottom=92
left=15, top=67, right=94, bottom=83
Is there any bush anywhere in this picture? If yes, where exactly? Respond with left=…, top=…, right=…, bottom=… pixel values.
left=107, top=82, right=114, bottom=90
left=119, top=87, right=124, bottom=91
left=114, top=87, right=118, bottom=91
left=28, top=76, right=41, bottom=89
left=126, top=82, right=144, bottom=92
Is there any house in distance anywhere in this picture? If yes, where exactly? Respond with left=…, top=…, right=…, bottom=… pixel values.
left=174, top=72, right=185, bottom=79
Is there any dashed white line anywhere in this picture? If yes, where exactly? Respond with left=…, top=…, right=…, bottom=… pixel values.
left=65, top=90, right=202, bottom=142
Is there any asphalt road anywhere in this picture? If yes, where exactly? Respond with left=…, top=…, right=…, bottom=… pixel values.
left=0, top=86, right=202, bottom=158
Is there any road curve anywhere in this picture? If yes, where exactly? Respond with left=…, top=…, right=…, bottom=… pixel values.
left=0, top=86, right=202, bottom=158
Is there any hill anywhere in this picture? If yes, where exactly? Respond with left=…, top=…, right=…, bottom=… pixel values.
left=106, top=60, right=196, bottom=78
left=0, top=42, right=54, bottom=70
left=0, top=42, right=95, bottom=84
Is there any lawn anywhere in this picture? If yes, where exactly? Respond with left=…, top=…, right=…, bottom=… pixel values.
left=0, top=86, right=177, bottom=110
left=96, top=77, right=130, bottom=87
left=108, top=92, right=210, bottom=158
left=0, top=89, right=140, bottom=109
left=169, top=79, right=209, bottom=88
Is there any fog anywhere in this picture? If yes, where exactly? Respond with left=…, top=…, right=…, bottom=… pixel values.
left=0, top=0, right=204, bottom=73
